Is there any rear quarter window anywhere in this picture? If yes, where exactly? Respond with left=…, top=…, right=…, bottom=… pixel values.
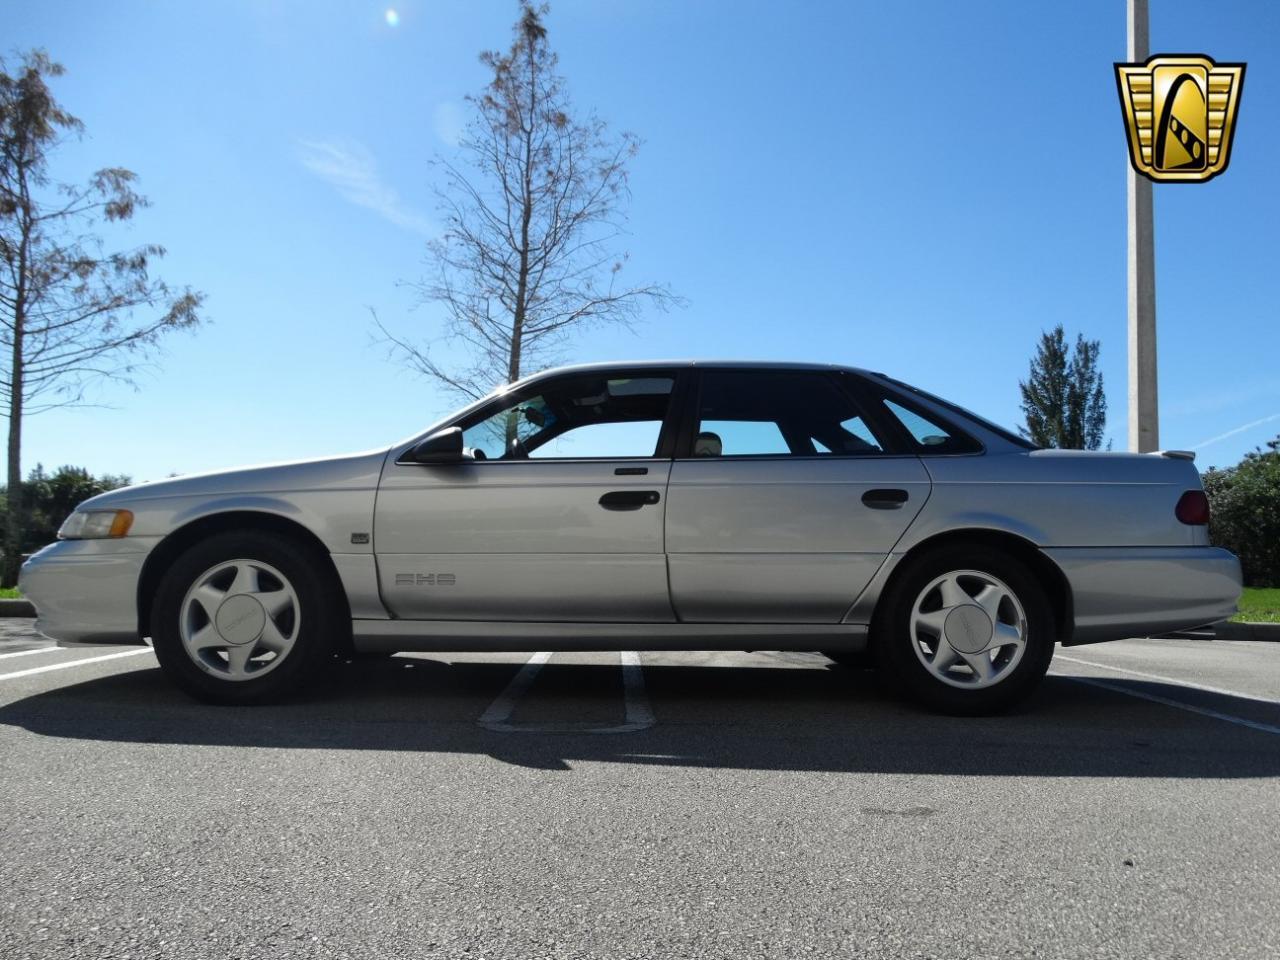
left=879, top=398, right=983, bottom=455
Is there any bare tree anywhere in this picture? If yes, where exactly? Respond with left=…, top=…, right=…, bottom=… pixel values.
left=0, top=51, right=203, bottom=583
left=379, top=2, right=676, bottom=401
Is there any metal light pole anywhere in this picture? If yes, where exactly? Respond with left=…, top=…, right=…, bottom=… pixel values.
left=1127, top=0, right=1159, bottom=452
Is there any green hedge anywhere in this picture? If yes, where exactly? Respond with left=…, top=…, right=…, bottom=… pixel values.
left=0, top=465, right=131, bottom=556
left=1203, top=436, right=1280, bottom=588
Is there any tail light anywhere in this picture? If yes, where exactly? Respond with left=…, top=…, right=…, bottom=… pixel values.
left=1175, top=490, right=1210, bottom=525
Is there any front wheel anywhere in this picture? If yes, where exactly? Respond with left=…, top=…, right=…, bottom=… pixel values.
left=150, top=531, right=343, bottom=704
left=874, top=546, right=1055, bottom=714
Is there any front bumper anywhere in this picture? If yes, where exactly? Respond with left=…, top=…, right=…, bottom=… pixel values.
left=1044, top=545, right=1243, bottom=645
left=19, top=537, right=161, bottom=645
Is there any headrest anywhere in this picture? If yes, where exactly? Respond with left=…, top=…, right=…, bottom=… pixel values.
left=694, top=431, right=722, bottom=457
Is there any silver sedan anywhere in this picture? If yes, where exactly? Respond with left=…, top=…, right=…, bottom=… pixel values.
left=20, top=361, right=1242, bottom=713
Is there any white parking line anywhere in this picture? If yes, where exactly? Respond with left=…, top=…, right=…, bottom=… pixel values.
left=1065, top=675, right=1280, bottom=737
left=478, top=650, right=655, bottom=734
left=1056, top=653, right=1280, bottom=707
left=619, top=650, right=655, bottom=726
left=0, top=646, right=59, bottom=661
left=477, top=651, right=553, bottom=727
left=0, top=647, right=153, bottom=681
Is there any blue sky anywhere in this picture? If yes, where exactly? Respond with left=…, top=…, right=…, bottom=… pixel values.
left=6, top=0, right=1278, bottom=480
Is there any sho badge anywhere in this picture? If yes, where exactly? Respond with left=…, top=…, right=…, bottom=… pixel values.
left=1115, top=54, right=1245, bottom=183
left=395, top=573, right=457, bottom=586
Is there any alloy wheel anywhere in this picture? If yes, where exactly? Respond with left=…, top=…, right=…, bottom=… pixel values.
left=908, top=569, right=1028, bottom=689
left=178, top=558, right=301, bottom=681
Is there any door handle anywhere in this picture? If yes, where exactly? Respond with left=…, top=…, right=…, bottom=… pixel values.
left=599, top=490, right=661, bottom=511
left=861, top=488, right=909, bottom=509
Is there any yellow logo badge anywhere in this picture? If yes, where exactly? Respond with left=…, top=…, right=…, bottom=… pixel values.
left=1115, top=54, right=1245, bottom=183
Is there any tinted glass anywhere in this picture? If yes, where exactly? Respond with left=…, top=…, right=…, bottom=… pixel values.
left=880, top=375, right=1036, bottom=450
left=693, top=371, right=885, bottom=457
left=881, top=398, right=982, bottom=454
left=700, top=419, right=790, bottom=456
left=529, top=420, right=664, bottom=459
left=462, top=375, right=674, bottom=459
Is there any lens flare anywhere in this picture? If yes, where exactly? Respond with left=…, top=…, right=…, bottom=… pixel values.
left=385, top=8, right=400, bottom=27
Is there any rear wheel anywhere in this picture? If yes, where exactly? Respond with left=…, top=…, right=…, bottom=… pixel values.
left=875, top=545, right=1055, bottom=714
left=150, top=531, right=344, bottom=704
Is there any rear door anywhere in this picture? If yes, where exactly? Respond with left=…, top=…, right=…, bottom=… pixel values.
left=664, top=368, right=930, bottom=622
left=375, top=369, right=684, bottom=622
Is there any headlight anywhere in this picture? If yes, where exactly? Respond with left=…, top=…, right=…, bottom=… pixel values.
left=58, top=509, right=134, bottom=540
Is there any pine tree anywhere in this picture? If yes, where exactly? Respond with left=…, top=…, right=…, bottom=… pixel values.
left=1019, top=325, right=1107, bottom=449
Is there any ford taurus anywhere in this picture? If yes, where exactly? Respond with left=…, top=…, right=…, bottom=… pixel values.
left=20, top=361, right=1242, bottom=712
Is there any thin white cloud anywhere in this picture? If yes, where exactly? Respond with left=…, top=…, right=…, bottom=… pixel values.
left=1166, top=381, right=1280, bottom=417
left=1191, top=412, right=1280, bottom=451
left=433, top=102, right=464, bottom=147
left=298, top=139, right=431, bottom=235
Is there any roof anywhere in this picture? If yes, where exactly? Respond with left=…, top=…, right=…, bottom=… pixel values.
left=519, top=359, right=872, bottom=380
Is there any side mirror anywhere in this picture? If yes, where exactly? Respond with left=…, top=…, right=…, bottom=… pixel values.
left=407, top=427, right=467, bottom=464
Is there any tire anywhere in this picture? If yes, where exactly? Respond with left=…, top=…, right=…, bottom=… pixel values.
left=150, top=530, right=345, bottom=704
left=873, top=545, right=1055, bottom=715
left=822, top=649, right=878, bottom=670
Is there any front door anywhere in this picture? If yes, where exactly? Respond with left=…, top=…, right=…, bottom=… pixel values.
left=375, top=370, right=682, bottom=622
left=664, top=368, right=931, bottom=623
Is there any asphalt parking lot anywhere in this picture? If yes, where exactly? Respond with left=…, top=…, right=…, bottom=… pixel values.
left=1, top=619, right=1277, bottom=960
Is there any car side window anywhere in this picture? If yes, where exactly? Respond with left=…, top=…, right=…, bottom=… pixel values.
left=699, top=419, right=790, bottom=456
left=692, top=371, right=886, bottom=457
left=881, top=399, right=981, bottom=454
left=461, top=375, right=674, bottom=460
left=529, top=420, right=664, bottom=459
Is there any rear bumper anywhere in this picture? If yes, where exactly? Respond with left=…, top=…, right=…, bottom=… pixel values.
left=18, top=538, right=159, bottom=645
left=1044, top=546, right=1242, bottom=645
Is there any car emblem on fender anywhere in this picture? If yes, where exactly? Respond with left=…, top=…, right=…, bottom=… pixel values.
left=1115, top=54, right=1245, bottom=183
left=395, top=573, right=457, bottom=586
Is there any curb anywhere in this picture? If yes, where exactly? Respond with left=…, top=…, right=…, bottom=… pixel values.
left=0, top=599, right=35, bottom=617
left=1214, top=620, right=1280, bottom=642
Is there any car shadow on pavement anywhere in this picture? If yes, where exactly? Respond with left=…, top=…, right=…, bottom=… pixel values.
left=2, top=656, right=1278, bottom=777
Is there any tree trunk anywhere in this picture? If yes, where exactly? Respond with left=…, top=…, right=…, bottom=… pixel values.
left=508, top=34, right=538, bottom=389
left=4, top=190, right=29, bottom=588
left=508, top=304, right=524, bottom=384
left=504, top=182, right=530, bottom=449
left=4, top=306, right=23, bottom=587
left=502, top=35, right=538, bottom=450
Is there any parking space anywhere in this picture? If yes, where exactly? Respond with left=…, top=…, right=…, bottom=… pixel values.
left=1, top=620, right=1277, bottom=959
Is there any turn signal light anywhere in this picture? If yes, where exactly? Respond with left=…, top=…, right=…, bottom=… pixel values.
left=108, top=510, right=135, bottom=537
left=1175, top=490, right=1210, bottom=525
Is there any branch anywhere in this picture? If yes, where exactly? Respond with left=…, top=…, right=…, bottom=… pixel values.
left=369, top=309, right=490, bottom=402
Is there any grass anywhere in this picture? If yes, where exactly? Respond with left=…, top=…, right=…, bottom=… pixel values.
left=0, top=586, right=22, bottom=599
left=1233, top=587, right=1280, bottom=623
